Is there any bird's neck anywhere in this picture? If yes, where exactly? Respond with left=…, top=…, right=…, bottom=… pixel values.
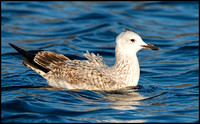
left=112, top=53, right=140, bottom=86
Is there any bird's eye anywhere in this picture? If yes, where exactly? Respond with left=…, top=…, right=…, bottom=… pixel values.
left=131, top=39, right=135, bottom=42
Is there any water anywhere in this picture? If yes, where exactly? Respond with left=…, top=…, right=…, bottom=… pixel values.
left=1, top=1, right=199, bottom=123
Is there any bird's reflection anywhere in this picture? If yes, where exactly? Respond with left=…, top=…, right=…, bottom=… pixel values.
left=11, top=85, right=146, bottom=123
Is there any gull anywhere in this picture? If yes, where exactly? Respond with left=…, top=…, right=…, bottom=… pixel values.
left=9, top=31, right=159, bottom=91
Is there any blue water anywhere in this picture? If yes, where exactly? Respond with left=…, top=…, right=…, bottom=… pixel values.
left=1, top=1, right=199, bottom=123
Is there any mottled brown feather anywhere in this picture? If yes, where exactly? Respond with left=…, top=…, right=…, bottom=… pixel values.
left=30, top=50, right=117, bottom=90
left=34, top=50, right=107, bottom=70
left=44, top=61, right=117, bottom=90
left=34, top=51, right=70, bottom=69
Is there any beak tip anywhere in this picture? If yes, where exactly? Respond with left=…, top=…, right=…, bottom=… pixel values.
left=154, top=47, right=159, bottom=51
left=141, top=43, right=159, bottom=51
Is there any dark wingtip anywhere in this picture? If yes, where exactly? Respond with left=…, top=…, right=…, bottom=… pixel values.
left=9, top=43, right=49, bottom=73
left=8, top=43, right=14, bottom=47
left=9, top=43, right=35, bottom=62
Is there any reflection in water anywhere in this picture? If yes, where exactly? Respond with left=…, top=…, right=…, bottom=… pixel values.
left=100, top=88, right=146, bottom=123
left=98, top=119, right=146, bottom=123
left=11, top=86, right=147, bottom=123
left=103, top=88, right=146, bottom=110
left=79, top=87, right=147, bottom=123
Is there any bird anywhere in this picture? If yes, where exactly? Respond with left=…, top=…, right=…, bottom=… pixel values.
left=9, top=31, right=159, bottom=91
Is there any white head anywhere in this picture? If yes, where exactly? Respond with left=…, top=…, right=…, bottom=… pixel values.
left=115, top=31, right=159, bottom=56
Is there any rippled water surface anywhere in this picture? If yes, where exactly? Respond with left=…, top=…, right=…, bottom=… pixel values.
left=1, top=1, right=199, bottom=123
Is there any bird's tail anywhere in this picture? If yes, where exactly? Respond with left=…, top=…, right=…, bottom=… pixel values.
left=9, top=43, right=35, bottom=63
left=9, top=43, right=49, bottom=74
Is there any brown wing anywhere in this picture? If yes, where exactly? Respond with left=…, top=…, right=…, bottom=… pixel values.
left=34, top=51, right=70, bottom=70
left=34, top=50, right=108, bottom=71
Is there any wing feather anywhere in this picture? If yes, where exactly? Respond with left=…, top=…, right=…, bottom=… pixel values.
left=34, top=51, right=70, bottom=69
left=83, top=50, right=108, bottom=68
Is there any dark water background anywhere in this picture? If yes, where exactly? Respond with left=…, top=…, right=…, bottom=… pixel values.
left=1, top=1, right=199, bottom=123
